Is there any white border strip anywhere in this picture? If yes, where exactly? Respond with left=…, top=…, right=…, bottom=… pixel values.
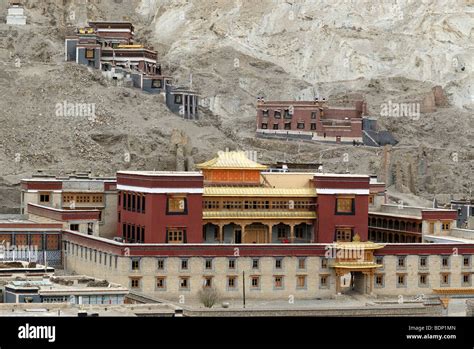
left=316, top=189, right=369, bottom=195
left=117, top=184, right=203, bottom=194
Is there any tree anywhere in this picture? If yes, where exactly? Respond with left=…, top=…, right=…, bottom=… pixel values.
left=198, top=287, right=219, bottom=308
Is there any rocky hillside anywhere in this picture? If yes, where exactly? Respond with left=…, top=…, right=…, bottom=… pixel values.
left=0, top=0, right=472, bottom=211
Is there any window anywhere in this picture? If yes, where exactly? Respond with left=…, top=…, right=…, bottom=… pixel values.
left=336, top=197, right=354, bottom=214
left=85, top=48, right=95, bottom=59
left=274, top=276, right=283, bottom=289
left=261, top=123, right=268, bottom=129
left=156, top=277, right=166, bottom=289
left=441, top=273, right=450, bottom=286
left=397, top=256, right=406, bottom=269
left=152, top=79, right=163, bottom=88
left=441, top=222, right=450, bottom=231
left=181, top=258, right=188, bottom=270
left=251, top=276, right=260, bottom=288
left=375, top=274, right=384, bottom=287
left=131, top=259, right=140, bottom=270
left=274, top=110, right=281, bottom=118
left=39, top=193, right=50, bottom=203
left=228, top=276, right=237, bottom=289
left=203, top=277, right=213, bottom=288
left=179, top=277, right=189, bottom=290
left=419, top=274, right=428, bottom=287
left=167, top=228, right=185, bottom=244
left=262, top=109, right=269, bottom=117
left=320, top=275, right=328, bottom=288
left=310, top=123, right=317, bottom=130
left=175, top=94, right=183, bottom=104
left=277, top=226, right=287, bottom=239
left=463, top=256, right=471, bottom=268
left=295, top=225, right=305, bottom=239
left=321, top=258, right=328, bottom=269
left=142, top=196, right=146, bottom=213
left=311, top=111, right=317, bottom=119
left=462, top=274, right=471, bottom=286
left=69, top=224, right=79, bottom=232
left=167, top=195, right=187, bottom=214
left=228, top=258, right=236, bottom=270
left=335, top=228, right=352, bottom=242
left=298, top=258, right=306, bottom=270
left=375, top=257, right=383, bottom=267
left=297, top=275, right=306, bottom=289
left=441, top=256, right=449, bottom=268
left=284, top=122, right=291, bottom=130
left=297, top=122, right=305, bottom=129
left=252, top=258, right=259, bottom=269
left=204, top=201, right=219, bottom=209
left=205, top=259, right=213, bottom=270
left=397, top=274, right=406, bottom=287
left=136, top=195, right=141, bottom=212
left=419, top=256, right=427, bottom=268
left=157, top=258, right=165, bottom=270
left=273, top=123, right=279, bottom=130
left=275, top=258, right=283, bottom=269
left=368, top=195, right=374, bottom=205
left=284, top=109, right=292, bottom=119
left=130, top=278, right=140, bottom=289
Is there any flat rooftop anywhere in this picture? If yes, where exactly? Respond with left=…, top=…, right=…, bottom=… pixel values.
left=117, top=171, right=202, bottom=177
left=6, top=276, right=128, bottom=294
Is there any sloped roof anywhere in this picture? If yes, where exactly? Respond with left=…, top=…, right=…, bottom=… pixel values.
left=196, top=151, right=268, bottom=170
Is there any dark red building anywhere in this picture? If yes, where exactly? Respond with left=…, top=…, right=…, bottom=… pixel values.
left=256, top=99, right=367, bottom=144
left=314, top=174, right=369, bottom=243
left=116, top=171, right=204, bottom=243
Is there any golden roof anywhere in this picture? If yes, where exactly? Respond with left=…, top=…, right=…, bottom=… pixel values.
left=333, top=234, right=385, bottom=250
left=203, top=210, right=316, bottom=220
left=332, top=261, right=383, bottom=269
left=117, top=44, right=144, bottom=49
left=196, top=151, right=268, bottom=170
left=203, top=187, right=316, bottom=197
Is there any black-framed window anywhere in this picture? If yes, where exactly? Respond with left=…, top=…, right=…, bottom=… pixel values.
left=152, top=79, right=163, bottom=88
left=261, top=123, right=268, bottom=129
left=273, top=123, right=279, bottom=130
left=311, top=111, right=317, bottom=119
left=262, top=109, right=269, bottom=117
left=174, top=94, right=183, bottom=104
left=335, top=197, right=355, bottom=215
left=311, top=123, right=317, bottom=130
left=297, top=122, right=305, bottom=129
left=166, top=195, right=188, bottom=215
left=274, top=110, right=281, bottom=118
left=284, top=122, right=291, bottom=130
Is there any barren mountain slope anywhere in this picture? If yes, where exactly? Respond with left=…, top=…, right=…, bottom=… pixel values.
left=0, top=0, right=472, bottom=212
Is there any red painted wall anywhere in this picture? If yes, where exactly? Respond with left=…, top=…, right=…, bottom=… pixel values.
left=118, top=192, right=203, bottom=243
left=316, top=194, right=369, bottom=243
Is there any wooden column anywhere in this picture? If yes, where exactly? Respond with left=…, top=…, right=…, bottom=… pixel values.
left=289, top=224, right=295, bottom=243
left=267, top=223, right=274, bottom=243
left=218, top=224, right=224, bottom=243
